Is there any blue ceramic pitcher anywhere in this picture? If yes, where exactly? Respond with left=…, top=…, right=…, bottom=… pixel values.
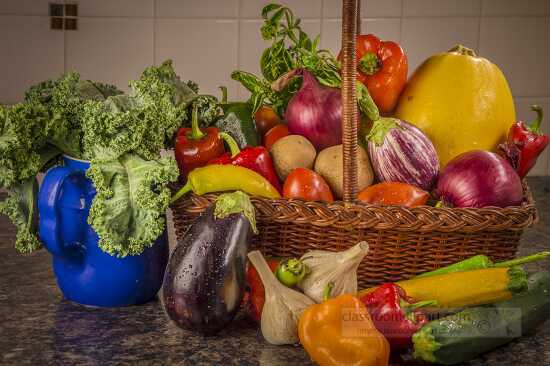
left=38, top=156, right=169, bottom=307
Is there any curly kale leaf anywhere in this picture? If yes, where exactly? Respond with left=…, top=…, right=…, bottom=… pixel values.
left=0, top=178, right=40, bottom=253
left=0, top=144, right=60, bottom=253
left=0, top=104, right=51, bottom=188
left=131, top=60, right=219, bottom=126
left=86, top=154, right=178, bottom=257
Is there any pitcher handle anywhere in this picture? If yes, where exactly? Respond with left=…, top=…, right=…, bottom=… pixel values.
left=38, top=166, right=80, bottom=258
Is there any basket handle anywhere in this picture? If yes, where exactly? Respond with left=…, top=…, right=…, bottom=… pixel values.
left=341, top=0, right=360, bottom=202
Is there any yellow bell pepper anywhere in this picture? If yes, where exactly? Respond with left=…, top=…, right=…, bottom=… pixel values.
left=298, top=294, right=389, bottom=366
left=358, top=267, right=527, bottom=308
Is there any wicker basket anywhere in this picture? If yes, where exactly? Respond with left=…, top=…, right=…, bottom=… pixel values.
left=170, top=0, right=538, bottom=288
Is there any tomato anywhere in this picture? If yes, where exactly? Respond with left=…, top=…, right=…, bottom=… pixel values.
left=246, top=258, right=279, bottom=322
left=254, top=105, right=281, bottom=138
left=264, top=124, right=290, bottom=150
left=283, top=168, right=334, bottom=202
left=357, top=182, right=429, bottom=207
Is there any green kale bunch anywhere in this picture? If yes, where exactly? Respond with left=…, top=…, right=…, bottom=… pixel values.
left=0, top=60, right=216, bottom=256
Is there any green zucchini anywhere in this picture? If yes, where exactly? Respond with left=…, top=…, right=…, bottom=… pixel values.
left=412, top=271, right=550, bottom=365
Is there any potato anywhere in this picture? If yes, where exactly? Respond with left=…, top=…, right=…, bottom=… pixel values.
left=270, top=135, right=316, bottom=181
left=314, top=145, right=374, bottom=199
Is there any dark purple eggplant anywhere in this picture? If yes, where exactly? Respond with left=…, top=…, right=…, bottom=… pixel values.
left=162, top=191, right=257, bottom=335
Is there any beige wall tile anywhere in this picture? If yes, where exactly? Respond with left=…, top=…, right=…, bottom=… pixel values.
left=65, top=18, right=154, bottom=91
left=401, top=17, right=479, bottom=75
left=240, top=0, right=322, bottom=19
left=514, top=97, right=550, bottom=176
left=482, top=0, right=550, bottom=16
left=77, top=0, right=154, bottom=17
left=479, top=17, right=550, bottom=97
left=0, top=16, right=64, bottom=104
left=156, top=19, right=239, bottom=98
left=0, top=0, right=51, bottom=16
left=320, top=18, right=401, bottom=54
left=323, top=0, right=402, bottom=18
left=403, top=0, right=481, bottom=17
left=156, top=0, right=238, bottom=18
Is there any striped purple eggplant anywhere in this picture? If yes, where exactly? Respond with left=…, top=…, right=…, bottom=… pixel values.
left=366, top=118, right=439, bottom=191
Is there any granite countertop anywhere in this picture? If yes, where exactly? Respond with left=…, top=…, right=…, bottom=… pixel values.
left=1, top=178, right=549, bottom=366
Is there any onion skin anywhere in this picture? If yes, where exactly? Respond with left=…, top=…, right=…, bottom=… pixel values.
left=367, top=118, right=439, bottom=190
left=285, top=69, right=342, bottom=150
left=436, top=150, right=523, bottom=208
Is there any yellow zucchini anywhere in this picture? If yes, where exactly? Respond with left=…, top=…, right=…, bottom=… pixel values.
left=358, top=267, right=527, bottom=308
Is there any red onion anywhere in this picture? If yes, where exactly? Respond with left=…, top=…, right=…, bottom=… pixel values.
left=436, top=150, right=523, bottom=208
left=367, top=118, right=439, bottom=190
left=285, top=69, right=342, bottom=150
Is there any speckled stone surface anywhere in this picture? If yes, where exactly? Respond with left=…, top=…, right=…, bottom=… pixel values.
left=1, top=178, right=549, bottom=366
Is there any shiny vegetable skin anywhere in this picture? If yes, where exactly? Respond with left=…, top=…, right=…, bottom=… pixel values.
left=339, top=34, right=407, bottom=113
left=254, top=105, right=281, bottom=138
left=358, top=267, right=528, bottom=308
left=175, top=105, right=224, bottom=179
left=299, top=294, right=390, bottom=366
left=413, top=272, right=550, bottom=365
left=264, top=124, right=289, bottom=150
left=246, top=258, right=279, bottom=322
left=499, top=105, right=550, bottom=178
left=283, top=168, right=334, bottom=202
left=171, top=164, right=281, bottom=203
left=357, top=182, right=429, bottom=207
left=162, top=192, right=255, bottom=335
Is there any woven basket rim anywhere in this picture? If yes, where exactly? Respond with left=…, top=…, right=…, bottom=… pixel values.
left=170, top=182, right=538, bottom=233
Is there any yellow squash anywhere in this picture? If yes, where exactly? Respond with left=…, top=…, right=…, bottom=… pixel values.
left=395, top=45, right=515, bottom=167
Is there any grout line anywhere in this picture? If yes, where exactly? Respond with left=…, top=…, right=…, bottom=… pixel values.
left=236, top=0, right=242, bottom=99
left=399, top=0, right=404, bottom=43
left=153, top=0, right=156, bottom=65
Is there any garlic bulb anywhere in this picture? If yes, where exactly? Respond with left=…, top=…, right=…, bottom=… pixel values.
left=247, top=250, right=315, bottom=345
left=298, top=241, right=369, bottom=302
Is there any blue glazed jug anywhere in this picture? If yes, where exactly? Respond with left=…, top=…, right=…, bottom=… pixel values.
left=38, top=156, right=169, bottom=307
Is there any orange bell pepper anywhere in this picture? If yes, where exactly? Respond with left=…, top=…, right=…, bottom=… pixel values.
left=298, top=294, right=390, bottom=366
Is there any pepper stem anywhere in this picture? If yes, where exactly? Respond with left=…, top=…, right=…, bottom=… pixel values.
left=323, top=282, right=334, bottom=301
left=527, top=105, right=544, bottom=134
left=407, top=300, right=438, bottom=311
left=359, top=52, right=381, bottom=75
left=218, top=132, right=241, bottom=158
left=448, top=44, right=477, bottom=57
left=219, top=86, right=228, bottom=104
left=170, top=180, right=193, bottom=204
left=494, top=251, right=550, bottom=268
left=187, top=103, right=206, bottom=140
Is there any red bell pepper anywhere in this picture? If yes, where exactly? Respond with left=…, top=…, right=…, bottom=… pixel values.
left=499, top=105, right=549, bottom=179
left=208, top=133, right=282, bottom=193
left=360, top=283, right=437, bottom=350
left=338, top=34, right=408, bottom=113
left=175, top=104, right=226, bottom=179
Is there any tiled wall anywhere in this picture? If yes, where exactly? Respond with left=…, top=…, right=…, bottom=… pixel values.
left=1, top=0, right=549, bottom=175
